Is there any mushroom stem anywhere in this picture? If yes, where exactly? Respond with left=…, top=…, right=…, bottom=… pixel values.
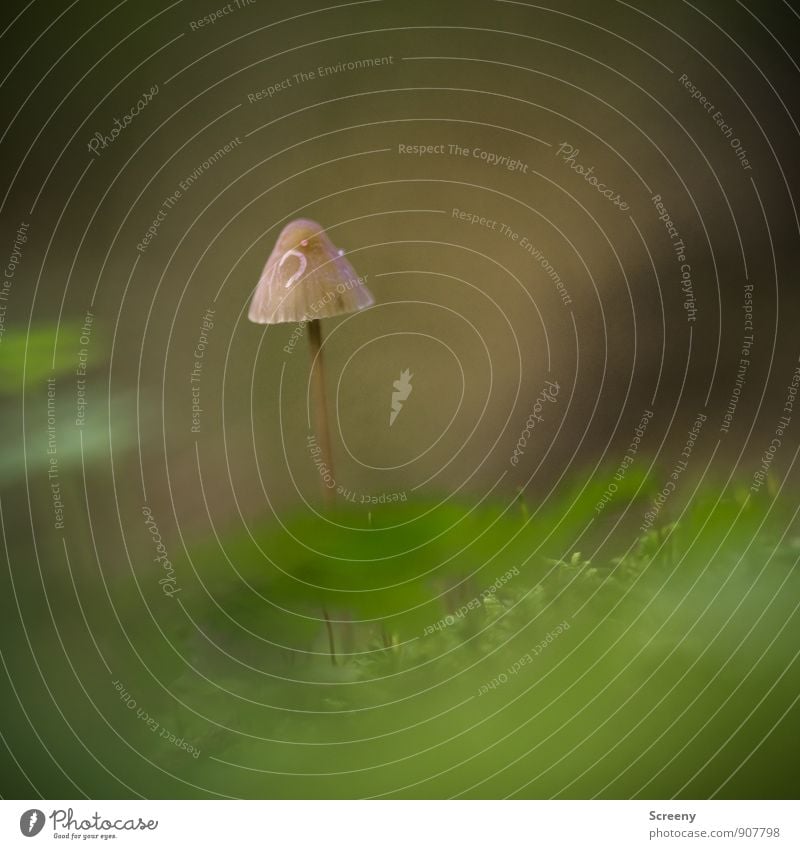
left=307, top=318, right=338, bottom=665
left=307, top=318, right=335, bottom=508
left=322, top=608, right=338, bottom=666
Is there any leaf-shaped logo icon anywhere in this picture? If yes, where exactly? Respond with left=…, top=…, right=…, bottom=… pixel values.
left=20, top=809, right=46, bottom=837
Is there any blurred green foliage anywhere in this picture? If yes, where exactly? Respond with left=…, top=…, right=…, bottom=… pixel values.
left=0, top=324, right=78, bottom=395
left=104, top=474, right=798, bottom=800
left=1, top=328, right=797, bottom=798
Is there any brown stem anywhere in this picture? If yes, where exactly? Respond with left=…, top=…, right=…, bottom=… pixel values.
left=307, top=319, right=335, bottom=509
left=322, top=605, right=337, bottom=666
left=517, top=485, right=529, bottom=521
left=307, top=319, right=337, bottom=664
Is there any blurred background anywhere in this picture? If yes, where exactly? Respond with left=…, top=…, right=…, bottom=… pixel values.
left=1, top=0, right=799, bottom=799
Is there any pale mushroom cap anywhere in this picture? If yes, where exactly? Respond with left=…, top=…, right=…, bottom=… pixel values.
left=248, top=218, right=374, bottom=324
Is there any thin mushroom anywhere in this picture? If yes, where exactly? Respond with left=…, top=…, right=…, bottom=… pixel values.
left=248, top=218, right=375, bottom=663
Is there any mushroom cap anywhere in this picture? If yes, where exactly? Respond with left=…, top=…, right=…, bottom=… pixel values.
left=248, top=218, right=374, bottom=324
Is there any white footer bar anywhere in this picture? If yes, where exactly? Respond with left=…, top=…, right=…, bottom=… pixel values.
left=2, top=800, right=796, bottom=848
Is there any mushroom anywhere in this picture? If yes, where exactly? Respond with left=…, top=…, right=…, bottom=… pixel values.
left=248, top=219, right=374, bottom=664
left=249, top=218, right=373, bottom=504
